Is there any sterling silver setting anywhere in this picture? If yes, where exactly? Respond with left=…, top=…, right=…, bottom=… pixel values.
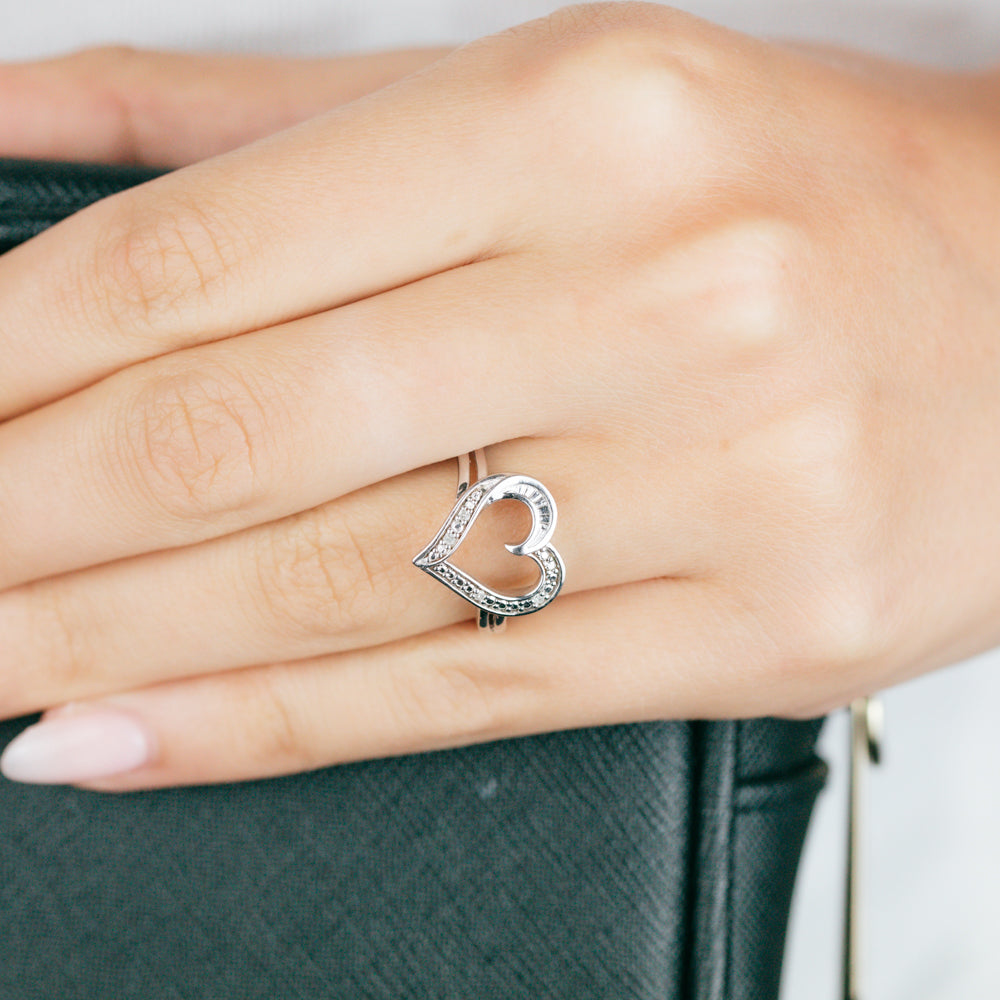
left=413, top=449, right=565, bottom=632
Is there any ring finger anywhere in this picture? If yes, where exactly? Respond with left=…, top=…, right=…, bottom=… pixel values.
left=0, top=429, right=713, bottom=718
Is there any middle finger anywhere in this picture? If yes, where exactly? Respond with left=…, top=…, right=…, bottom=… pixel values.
left=0, top=256, right=572, bottom=592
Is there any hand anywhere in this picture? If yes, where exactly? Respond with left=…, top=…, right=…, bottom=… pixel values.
left=0, top=43, right=452, bottom=165
left=2, top=2, right=999, bottom=790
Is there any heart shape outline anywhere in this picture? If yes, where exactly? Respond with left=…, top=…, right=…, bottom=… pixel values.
left=413, top=473, right=565, bottom=619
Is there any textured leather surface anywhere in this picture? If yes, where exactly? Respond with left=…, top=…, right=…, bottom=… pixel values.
left=691, top=720, right=827, bottom=1000
left=0, top=157, right=163, bottom=252
left=0, top=158, right=827, bottom=999
left=0, top=716, right=824, bottom=999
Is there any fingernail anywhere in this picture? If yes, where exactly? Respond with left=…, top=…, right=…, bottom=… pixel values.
left=0, top=709, right=152, bottom=784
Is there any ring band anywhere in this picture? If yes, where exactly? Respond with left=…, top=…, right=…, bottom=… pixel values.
left=413, top=450, right=565, bottom=632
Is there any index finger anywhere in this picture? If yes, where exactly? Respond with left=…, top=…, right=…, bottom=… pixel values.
left=0, top=36, right=527, bottom=420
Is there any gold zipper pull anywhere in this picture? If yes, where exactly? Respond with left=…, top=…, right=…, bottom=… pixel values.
left=842, top=696, right=884, bottom=1000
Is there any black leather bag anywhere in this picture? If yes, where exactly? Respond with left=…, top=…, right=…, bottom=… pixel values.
left=0, top=159, right=827, bottom=1000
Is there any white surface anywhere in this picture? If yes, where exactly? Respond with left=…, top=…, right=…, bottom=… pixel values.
left=783, top=650, right=1000, bottom=999
left=2, top=2, right=999, bottom=997
left=1, top=0, right=999, bottom=67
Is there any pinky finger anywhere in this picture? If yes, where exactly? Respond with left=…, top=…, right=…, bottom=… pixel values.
left=2, top=578, right=789, bottom=791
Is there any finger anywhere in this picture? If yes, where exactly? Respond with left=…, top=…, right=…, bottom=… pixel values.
left=0, top=256, right=587, bottom=590
left=0, top=35, right=535, bottom=418
left=0, top=46, right=452, bottom=167
left=0, top=578, right=789, bottom=790
left=0, top=432, right=710, bottom=718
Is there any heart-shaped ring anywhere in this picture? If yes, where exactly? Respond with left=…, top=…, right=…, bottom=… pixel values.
left=413, top=450, right=565, bottom=632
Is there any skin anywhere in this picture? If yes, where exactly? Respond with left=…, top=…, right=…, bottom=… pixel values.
left=0, top=1, right=999, bottom=790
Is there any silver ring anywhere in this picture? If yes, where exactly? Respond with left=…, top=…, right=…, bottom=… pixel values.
left=413, top=449, right=565, bottom=632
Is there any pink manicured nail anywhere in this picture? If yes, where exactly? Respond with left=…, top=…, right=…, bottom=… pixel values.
left=0, top=709, right=152, bottom=784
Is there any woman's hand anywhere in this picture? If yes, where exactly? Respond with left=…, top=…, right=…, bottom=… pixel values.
left=2, top=2, right=1000, bottom=790
left=0, top=43, right=453, bottom=165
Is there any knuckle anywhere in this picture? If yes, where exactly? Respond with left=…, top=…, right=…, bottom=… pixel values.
left=13, top=587, right=95, bottom=707
left=807, top=580, right=890, bottom=669
left=94, top=198, right=240, bottom=338
left=520, top=4, right=724, bottom=152
left=57, top=46, right=175, bottom=168
left=771, top=577, right=889, bottom=707
left=690, top=220, right=805, bottom=356
left=238, top=668, right=317, bottom=771
left=386, top=657, right=515, bottom=748
left=255, top=507, right=392, bottom=640
left=119, top=365, right=269, bottom=521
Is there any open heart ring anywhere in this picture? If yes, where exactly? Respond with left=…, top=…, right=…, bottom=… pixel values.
left=413, top=449, right=565, bottom=632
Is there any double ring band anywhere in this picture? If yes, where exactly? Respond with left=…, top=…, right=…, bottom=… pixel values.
left=413, top=449, right=565, bottom=632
